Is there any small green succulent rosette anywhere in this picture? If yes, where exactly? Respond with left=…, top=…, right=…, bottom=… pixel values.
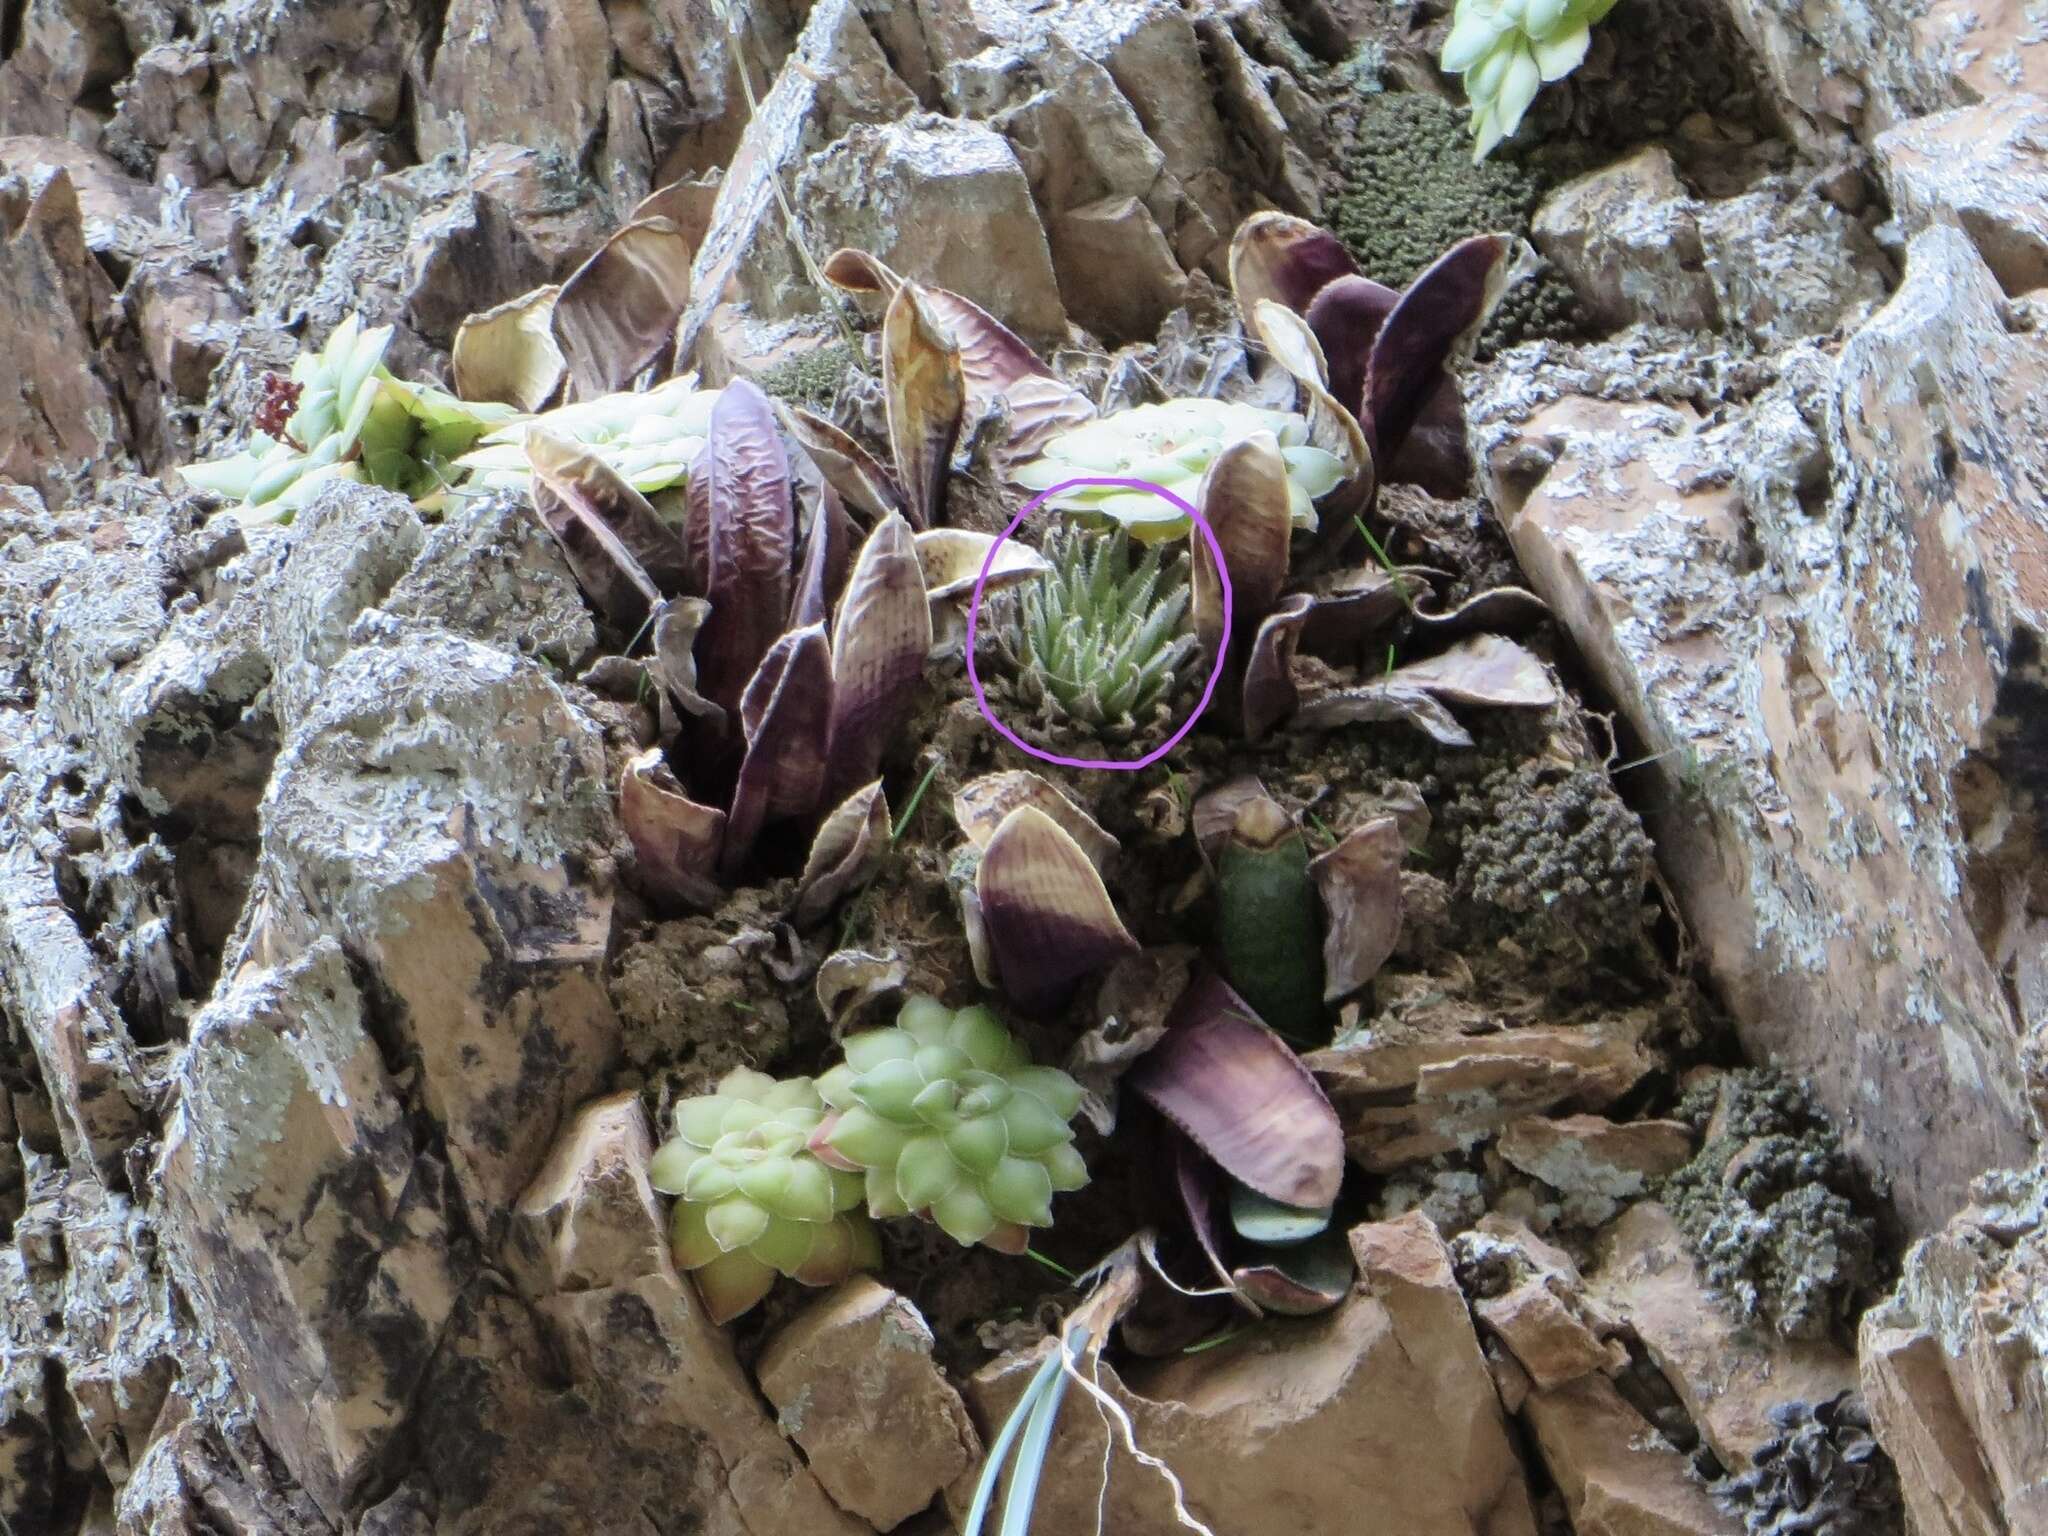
left=1009, top=398, right=1344, bottom=543
left=813, top=996, right=1089, bottom=1251
left=180, top=313, right=515, bottom=524
left=454, top=375, right=720, bottom=498
left=1443, top=0, right=1622, bottom=159
left=648, top=1068, right=880, bottom=1323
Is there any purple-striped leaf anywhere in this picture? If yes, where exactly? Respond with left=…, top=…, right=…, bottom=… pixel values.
left=524, top=427, right=689, bottom=632
left=784, top=406, right=906, bottom=523
left=1128, top=971, right=1344, bottom=1209
left=722, top=625, right=833, bottom=876
left=789, top=486, right=855, bottom=631
left=686, top=379, right=795, bottom=714
left=824, top=514, right=931, bottom=799
left=976, top=805, right=1139, bottom=1014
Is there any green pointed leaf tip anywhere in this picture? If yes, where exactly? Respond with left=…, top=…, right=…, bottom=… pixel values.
left=821, top=995, right=1089, bottom=1248
left=649, top=1068, right=878, bottom=1320
left=991, top=522, right=1202, bottom=734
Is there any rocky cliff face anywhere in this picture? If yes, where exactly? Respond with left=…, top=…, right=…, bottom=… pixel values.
left=0, top=1, right=2043, bottom=1534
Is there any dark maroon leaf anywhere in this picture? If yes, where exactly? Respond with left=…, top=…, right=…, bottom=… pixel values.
left=524, top=427, right=690, bottom=632
left=1175, top=1135, right=1245, bottom=1298
left=824, top=514, right=931, bottom=800
left=1128, top=972, right=1344, bottom=1208
left=687, top=379, right=795, bottom=714
left=1232, top=1232, right=1354, bottom=1316
left=976, top=805, right=1139, bottom=1014
left=1364, top=234, right=1510, bottom=473
left=789, top=485, right=855, bottom=631
left=722, top=625, right=832, bottom=876
left=620, top=748, right=725, bottom=910
left=1228, top=211, right=1358, bottom=322
left=1303, top=274, right=1398, bottom=421
left=1310, top=816, right=1403, bottom=1002
left=1386, top=376, right=1476, bottom=497
left=1192, top=432, right=1293, bottom=657
left=1297, top=566, right=1433, bottom=658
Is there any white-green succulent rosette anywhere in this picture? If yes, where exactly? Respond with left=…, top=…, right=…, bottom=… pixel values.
left=179, top=314, right=516, bottom=525
left=454, top=375, right=721, bottom=498
left=1444, top=0, right=1621, bottom=160
left=1008, top=398, right=1345, bottom=544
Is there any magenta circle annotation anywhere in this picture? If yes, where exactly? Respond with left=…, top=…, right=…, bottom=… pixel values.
left=963, top=475, right=1233, bottom=772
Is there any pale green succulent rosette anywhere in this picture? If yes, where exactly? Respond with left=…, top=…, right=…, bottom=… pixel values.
left=815, top=996, right=1089, bottom=1251
left=1009, top=398, right=1344, bottom=544
left=179, top=313, right=517, bottom=524
left=455, top=375, right=721, bottom=497
left=648, top=1068, right=880, bottom=1323
left=1443, top=0, right=1622, bottom=159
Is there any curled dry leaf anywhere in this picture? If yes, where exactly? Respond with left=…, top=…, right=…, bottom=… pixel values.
left=553, top=216, right=695, bottom=399
left=1298, top=566, right=1432, bottom=657
left=822, top=246, right=1093, bottom=465
left=1292, top=681, right=1475, bottom=747
left=815, top=948, right=910, bottom=1032
left=1310, top=815, right=1403, bottom=1002
left=1128, top=971, right=1344, bottom=1209
left=1191, top=431, right=1292, bottom=660
left=451, top=285, right=565, bottom=410
left=783, top=406, right=905, bottom=522
left=723, top=625, right=833, bottom=876
left=824, top=514, right=932, bottom=799
left=1175, top=1135, right=1248, bottom=1303
left=687, top=379, right=795, bottom=714
left=1067, top=944, right=1198, bottom=1134
left=913, top=527, right=1050, bottom=603
left=1228, top=212, right=1359, bottom=326
left=794, top=779, right=889, bottom=929
left=976, top=804, right=1139, bottom=1014
left=1407, top=585, right=1551, bottom=641
left=1232, top=1233, right=1354, bottom=1316
left=620, top=747, right=725, bottom=910
left=1243, top=592, right=1315, bottom=741
left=953, top=770, right=1117, bottom=873
left=524, top=426, right=689, bottom=632
left=1393, top=632, right=1556, bottom=708
left=1192, top=774, right=1272, bottom=870
left=882, top=282, right=965, bottom=529
left=648, top=597, right=723, bottom=726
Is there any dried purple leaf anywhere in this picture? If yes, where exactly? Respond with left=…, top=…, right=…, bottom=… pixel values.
left=620, top=747, right=725, bottom=910
left=953, top=770, right=1118, bottom=873
left=976, top=805, right=1140, bottom=1014
left=824, top=514, right=931, bottom=799
left=1231, top=1232, right=1353, bottom=1316
left=524, top=426, right=689, bottom=631
left=1310, top=816, right=1403, bottom=1002
left=883, top=282, right=965, bottom=529
left=1191, top=431, right=1293, bottom=660
left=1228, top=211, right=1358, bottom=324
left=1303, top=274, right=1398, bottom=421
left=794, top=779, right=889, bottom=929
left=1128, top=971, right=1344, bottom=1208
left=452, top=285, right=565, bottom=410
left=723, top=624, right=833, bottom=876
left=553, top=217, right=694, bottom=399
left=1393, top=633, right=1556, bottom=708
left=788, top=486, right=855, bottom=631
left=914, top=528, right=1050, bottom=604
left=1243, top=592, right=1315, bottom=741
left=1292, top=682, right=1476, bottom=747
left=687, top=379, right=795, bottom=714
left=1407, top=585, right=1551, bottom=642
left=783, top=406, right=907, bottom=523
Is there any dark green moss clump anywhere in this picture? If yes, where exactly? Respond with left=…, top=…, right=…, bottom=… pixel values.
left=1663, top=1071, right=1882, bottom=1341
left=1441, top=758, right=1652, bottom=961
left=1332, top=91, right=1580, bottom=355
left=754, top=343, right=859, bottom=412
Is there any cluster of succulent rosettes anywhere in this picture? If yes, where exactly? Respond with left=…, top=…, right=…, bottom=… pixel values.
left=812, top=997, right=1089, bottom=1251
left=1662, top=1071, right=1882, bottom=1341
left=181, top=315, right=518, bottom=522
left=1713, top=1394, right=1904, bottom=1536
left=1443, top=0, right=1622, bottom=158
left=991, top=523, right=1200, bottom=738
left=648, top=1069, right=882, bottom=1324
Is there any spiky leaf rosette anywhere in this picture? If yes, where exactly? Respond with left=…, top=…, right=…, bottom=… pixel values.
left=814, top=996, right=1089, bottom=1250
left=1009, top=398, right=1343, bottom=542
left=992, top=523, right=1199, bottom=738
left=1444, top=0, right=1624, bottom=159
left=648, top=1068, right=880, bottom=1323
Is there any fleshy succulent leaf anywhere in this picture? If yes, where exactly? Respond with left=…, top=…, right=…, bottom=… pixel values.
left=1212, top=787, right=1327, bottom=1045
left=687, top=378, right=796, bottom=714
left=1228, top=1182, right=1332, bottom=1246
left=824, top=513, right=931, bottom=799
left=1128, top=972, right=1344, bottom=1209
left=976, top=805, right=1140, bottom=1014
left=722, top=625, right=833, bottom=876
